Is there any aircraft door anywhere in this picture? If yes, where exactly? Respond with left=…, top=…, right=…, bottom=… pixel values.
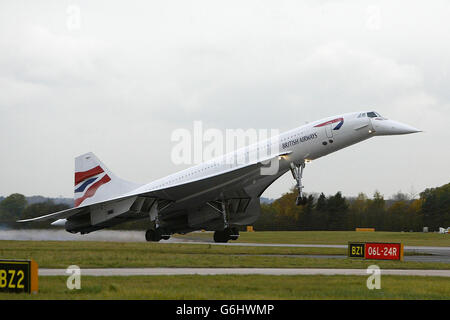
left=325, top=124, right=333, bottom=138
left=368, top=118, right=375, bottom=133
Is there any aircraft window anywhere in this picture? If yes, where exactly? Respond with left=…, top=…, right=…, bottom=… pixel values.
left=367, top=112, right=378, bottom=118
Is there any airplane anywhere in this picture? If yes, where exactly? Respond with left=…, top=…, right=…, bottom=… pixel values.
left=19, top=111, right=421, bottom=242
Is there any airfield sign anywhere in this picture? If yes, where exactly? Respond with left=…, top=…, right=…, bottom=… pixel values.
left=348, top=242, right=403, bottom=261
left=0, top=259, right=38, bottom=294
left=365, top=243, right=403, bottom=261
left=348, top=242, right=365, bottom=258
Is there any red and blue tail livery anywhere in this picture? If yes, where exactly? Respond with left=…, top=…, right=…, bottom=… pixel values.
left=72, top=152, right=140, bottom=208
left=74, top=166, right=111, bottom=207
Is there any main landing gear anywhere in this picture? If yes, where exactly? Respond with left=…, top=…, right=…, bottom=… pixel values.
left=291, top=162, right=308, bottom=206
left=144, top=199, right=173, bottom=242
left=145, top=208, right=171, bottom=241
left=210, top=198, right=240, bottom=243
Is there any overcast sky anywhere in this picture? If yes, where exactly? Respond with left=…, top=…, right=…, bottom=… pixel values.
left=1, top=0, right=449, bottom=200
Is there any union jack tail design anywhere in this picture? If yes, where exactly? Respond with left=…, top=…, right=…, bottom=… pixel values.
left=74, top=165, right=111, bottom=207
left=74, top=152, right=140, bottom=208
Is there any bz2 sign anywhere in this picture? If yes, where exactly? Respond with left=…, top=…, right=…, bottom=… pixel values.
left=0, top=259, right=38, bottom=294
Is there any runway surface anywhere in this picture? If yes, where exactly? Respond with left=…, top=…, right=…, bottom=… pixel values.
left=2, top=229, right=450, bottom=263
left=166, top=239, right=450, bottom=252
left=226, top=253, right=450, bottom=263
left=39, top=267, right=450, bottom=277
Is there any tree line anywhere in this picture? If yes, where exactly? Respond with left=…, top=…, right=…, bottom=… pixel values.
left=0, top=194, right=70, bottom=229
left=254, top=183, right=449, bottom=232
left=0, top=182, right=448, bottom=232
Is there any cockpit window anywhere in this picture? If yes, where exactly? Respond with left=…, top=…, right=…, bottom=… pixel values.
left=367, top=111, right=381, bottom=118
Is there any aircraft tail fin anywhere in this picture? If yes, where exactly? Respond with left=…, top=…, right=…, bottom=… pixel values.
left=74, top=152, right=140, bottom=207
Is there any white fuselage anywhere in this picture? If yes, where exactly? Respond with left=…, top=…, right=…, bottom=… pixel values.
left=130, top=111, right=380, bottom=195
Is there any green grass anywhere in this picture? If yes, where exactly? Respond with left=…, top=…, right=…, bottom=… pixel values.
left=1, top=275, right=449, bottom=300
left=1, top=232, right=449, bottom=300
left=176, top=231, right=450, bottom=247
left=0, top=240, right=448, bottom=270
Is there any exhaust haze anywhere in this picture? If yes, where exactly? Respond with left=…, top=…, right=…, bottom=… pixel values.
left=0, top=229, right=167, bottom=242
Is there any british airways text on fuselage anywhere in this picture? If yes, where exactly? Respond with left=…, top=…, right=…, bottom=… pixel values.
left=281, top=132, right=318, bottom=149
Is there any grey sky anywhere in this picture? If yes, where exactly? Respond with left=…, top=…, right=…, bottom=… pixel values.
left=0, top=0, right=449, bottom=200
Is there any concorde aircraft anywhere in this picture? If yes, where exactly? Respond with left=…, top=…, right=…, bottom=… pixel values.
left=19, top=111, right=420, bottom=242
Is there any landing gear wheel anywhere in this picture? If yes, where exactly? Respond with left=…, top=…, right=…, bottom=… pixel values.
left=213, top=230, right=229, bottom=243
left=161, top=235, right=171, bottom=240
left=145, top=229, right=159, bottom=242
left=145, top=229, right=166, bottom=242
left=145, top=229, right=152, bottom=241
left=229, top=227, right=239, bottom=241
left=214, top=227, right=239, bottom=242
left=155, top=227, right=171, bottom=241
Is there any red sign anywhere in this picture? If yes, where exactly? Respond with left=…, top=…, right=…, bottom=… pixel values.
left=364, top=243, right=403, bottom=260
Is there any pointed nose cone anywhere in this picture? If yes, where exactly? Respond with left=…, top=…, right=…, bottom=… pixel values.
left=371, top=119, right=421, bottom=136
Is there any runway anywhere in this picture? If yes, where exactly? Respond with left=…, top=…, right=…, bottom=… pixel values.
left=167, top=239, right=450, bottom=252
left=2, top=229, right=450, bottom=263
left=39, top=267, right=450, bottom=277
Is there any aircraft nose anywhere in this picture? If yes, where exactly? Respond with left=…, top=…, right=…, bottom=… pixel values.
left=371, top=119, right=421, bottom=135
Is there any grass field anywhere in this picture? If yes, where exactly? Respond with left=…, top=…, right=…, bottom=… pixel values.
left=175, top=230, right=450, bottom=247
left=0, top=238, right=449, bottom=270
left=1, top=231, right=448, bottom=299
left=1, top=275, right=449, bottom=300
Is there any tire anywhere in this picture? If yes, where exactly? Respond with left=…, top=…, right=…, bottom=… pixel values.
left=213, top=230, right=229, bottom=243
left=229, top=227, right=239, bottom=241
left=145, top=229, right=155, bottom=242
left=145, top=229, right=162, bottom=242
left=156, top=228, right=171, bottom=240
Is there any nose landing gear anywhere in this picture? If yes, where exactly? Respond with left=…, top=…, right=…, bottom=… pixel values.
left=291, top=162, right=307, bottom=206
